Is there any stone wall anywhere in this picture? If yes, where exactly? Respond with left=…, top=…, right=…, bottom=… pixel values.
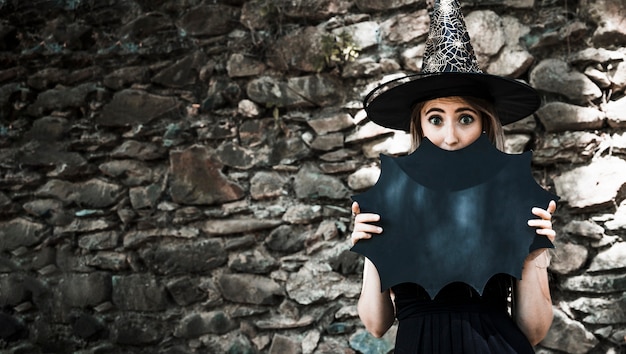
left=0, top=0, right=625, bottom=353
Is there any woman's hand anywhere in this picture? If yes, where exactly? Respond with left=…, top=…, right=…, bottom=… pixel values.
left=526, top=200, right=557, bottom=261
left=350, top=201, right=383, bottom=246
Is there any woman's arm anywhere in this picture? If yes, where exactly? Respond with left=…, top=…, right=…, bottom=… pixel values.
left=351, top=201, right=395, bottom=337
left=514, top=200, right=557, bottom=345
left=357, top=259, right=396, bottom=337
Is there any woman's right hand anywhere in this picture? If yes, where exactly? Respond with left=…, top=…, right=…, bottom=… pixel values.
left=350, top=201, right=383, bottom=246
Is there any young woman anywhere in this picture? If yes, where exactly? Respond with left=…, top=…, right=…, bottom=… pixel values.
left=350, top=96, right=556, bottom=353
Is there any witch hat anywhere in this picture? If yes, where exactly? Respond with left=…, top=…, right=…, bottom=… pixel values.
left=364, top=0, right=540, bottom=131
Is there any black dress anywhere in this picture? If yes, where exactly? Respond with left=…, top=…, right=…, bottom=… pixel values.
left=392, top=274, right=535, bottom=354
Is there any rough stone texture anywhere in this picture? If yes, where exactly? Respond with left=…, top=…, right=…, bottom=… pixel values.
left=0, top=1, right=625, bottom=353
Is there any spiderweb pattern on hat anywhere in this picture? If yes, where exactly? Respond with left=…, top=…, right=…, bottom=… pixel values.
left=422, top=0, right=481, bottom=74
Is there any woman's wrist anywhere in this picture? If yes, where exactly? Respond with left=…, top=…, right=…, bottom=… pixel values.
left=533, top=250, right=551, bottom=269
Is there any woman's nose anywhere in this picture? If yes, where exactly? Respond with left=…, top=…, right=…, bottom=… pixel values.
left=444, top=124, right=459, bottom=146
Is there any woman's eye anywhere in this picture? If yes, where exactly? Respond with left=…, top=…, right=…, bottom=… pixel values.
left=428, top=116, right=443, bottom=125
left=459, top=114, right=475, bottom=125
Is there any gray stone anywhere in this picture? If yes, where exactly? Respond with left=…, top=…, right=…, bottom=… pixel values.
left=609, top=61, right=626, bottom=93
left=97, top=89, right=181, bottom=127
left=22, top=198, right=72, bottom=226
left=319, top=160, right=360, bottom=174
left=110, top=140, right=163, bottom=160
left=588, top=242, right=626, bottom=273
left=484, top=16, right=533, bottom=77
left=283, top=204, right=324, bottom=224
left=227, top=53, right=266, bottom=78
left=17, top=142, right=88, bottom=177
left=26, top=83, right=98, bottom=116
left=560, top=273, right=626, bottom=293
left=535, top=102, right=605, bottom=133
left=294, top=163, right=350, bottom=200
left=218, top=274, right=283, bottom=305
left=266, top=225, right=307, bottom=253
left=331, top=21, right=380, bottom=51
left=246, top=75, right=343, bottom=108
left=216, top=141, right=257, bottom=169
left=466, top=10, right=506, bottom=68
left=71, top=313, right=105, bottom=340
left=341, top=57, right=384, bottom=78
left=112, top=274, right=168, bottom=311
left=541, top=308, right=599, bottom=354
left=86, top=252, right=128, bottom=271
left=269, top=334, right=301, bottom=354
left=530, top=59, right=602, bottom=104
left=583, top=0, right=626, bottom=47
left=169, top=145, right=245, bottom=205
left=562, top=220, right=605, bottom=240
left=250, top=171, right=289, bottom=200
left=78, top=231, right=119, bottom=251
left=165, top=276, right=206, bottom=306
left=174, top=311, right=236, bottom=338
left=0, top=218, right=46, bottom=251
left=179, top=4, right=240, bottom=36
left=152, top=51, right=206, bottom=88
left=286, top=262, right=359, bottom=305
left=27, top=68, right=69, bottom=90
left=281, top=0, right=352, bottom=20
left=355, top=0, right=423, bottom=11
left=76, top=179, right=123, bottom=208
left=139, top=238, right=227, bottom=275
left=319, top=148, right=360, bottom=162
left=267, top=26, right=327, bottom=72
left=569, top=293, right=626, bottom=324
left=606, top=96, right=626, bottom=128
left=26, top=116, right=70, bottom=141
left=59, top=272, right=111, bottom=308
left=569, top=47, right=625, bottom=66
left=345, top=121, right=394, bottom=144
left=550, top=241, right=588, bottom=275
left=228, top=249, right=279, bottom=274
left=605, top=199, right=626, bottom=231
left=348, top=166, right=380, bottom=190
left=199, top=218, right=282, bottom=236
left=306, top=110, right=354, bottom=135
left=123, top=227, right=199, bottom=248
left=238, top=99, right=262, bottom=118
left=584, top=66, right=612, bottom=88
left=379, top=9, right=429, bottom=44
left=532, top=132, right=601, bottom=165
left=118, top=12, right=173, bottom=40
left=55, top=218, right=116, bottom=235
left=129, top=184, right=162, bottom=209
left=99, top=159, right=156, bottom=186
left=503, top=134, right=531, bottom=154
left=255, top=314, right=316, bottom=330
left=103, top=66, right=150, bottom=90
left=362, top=133, right=412, bottom=158
left=0, top=274, right=28, bottom=306
left=112, top=316, right=161, bottom=345
left=308, top=132, right=344, bottom=151
left=349, top=328, right=396, bottom=354
left=554, top=156, right=626, bottom=211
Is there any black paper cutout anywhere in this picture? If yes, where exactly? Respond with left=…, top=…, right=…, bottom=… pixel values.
left=350, top=134, right=558, bottom=299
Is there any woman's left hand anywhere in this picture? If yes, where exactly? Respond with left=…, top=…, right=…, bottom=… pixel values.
left=526, top=200, right=557, bottom=260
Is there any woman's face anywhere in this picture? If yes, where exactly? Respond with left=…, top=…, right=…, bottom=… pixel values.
left=419, top=96, right=483, bottom=151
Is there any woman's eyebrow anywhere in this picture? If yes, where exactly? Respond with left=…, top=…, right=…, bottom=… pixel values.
left=456, top=107, right=478, bottom=114
left=423, top=106, right=478, bottom=114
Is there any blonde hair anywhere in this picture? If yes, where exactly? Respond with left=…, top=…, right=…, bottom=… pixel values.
left=409, top=96, right=505, bottom=151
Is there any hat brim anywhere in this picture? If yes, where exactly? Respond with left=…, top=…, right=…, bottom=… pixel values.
left=364, top=72, right=541, bottom=131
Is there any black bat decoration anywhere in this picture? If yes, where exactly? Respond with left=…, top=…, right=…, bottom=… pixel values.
left=350, top=134, right=558, bottom=299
